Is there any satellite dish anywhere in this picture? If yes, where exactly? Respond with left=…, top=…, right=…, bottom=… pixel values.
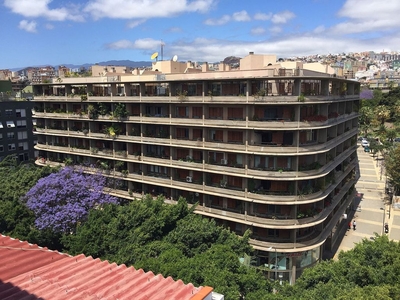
left=172, top=55, right=178, bottom=62
left=151, top=52, right=159, bottom=60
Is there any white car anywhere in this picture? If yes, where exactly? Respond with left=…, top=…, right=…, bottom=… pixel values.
left=361, top=140, right=370, bottom=147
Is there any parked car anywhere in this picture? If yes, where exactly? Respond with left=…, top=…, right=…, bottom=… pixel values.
left=361, top=140, right=370, bottom=147
left=364, top=146, right=370, bottom=152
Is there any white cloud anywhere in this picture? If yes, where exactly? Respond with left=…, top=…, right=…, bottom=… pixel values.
left=271, top=11, right=295, bottom=24
left=269, top=26, right=282, bottom=35
left=313, top=25, right=325, bottom=34
left=204, top=15, right=230, bottom=25
left=330, top=0, right=400, bottom=35
left=254, top=13, right=272, bottom=21
left=84, top=0, right=214, bottom=20
left=127, top=19, right=146, bottom=28
left=232, top=10, right=251, bottom=22
left=45, top=23, right=54, bottom=30
left=4, top=0, right=84, bottom=21
left=18, top=20, right=37, bottom=33
left=156, top=32, right=400, bottom=63
left=106, top=38, right=162, bottom=50
left=251, top=27, right=266, bottom=35
left=165, top=27, right=183, bottom=33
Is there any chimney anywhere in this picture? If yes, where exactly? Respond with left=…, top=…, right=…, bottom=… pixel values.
left=202, top=62, right=209, bottom=72
left=219, top=62, right=225, bottom=71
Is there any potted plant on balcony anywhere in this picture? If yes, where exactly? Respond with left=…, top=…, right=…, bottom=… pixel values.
left=113, top=103, right=129, bottom=120
left=104, top=124, right=119, bottom=139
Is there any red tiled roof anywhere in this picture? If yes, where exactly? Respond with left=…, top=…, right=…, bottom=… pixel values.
left=0, top=235, right=213, bottom=300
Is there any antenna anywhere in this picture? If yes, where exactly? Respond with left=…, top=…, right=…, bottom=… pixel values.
left=151, top=52, right=159, bottom=61
left=160, top=40, right=165, bottom=61
left=172, top=55, right=178, bottom=62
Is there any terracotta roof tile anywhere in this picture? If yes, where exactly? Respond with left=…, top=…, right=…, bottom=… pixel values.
left=0, top=235, right=213, bottom=300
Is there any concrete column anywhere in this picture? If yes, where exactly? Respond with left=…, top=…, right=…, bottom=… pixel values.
left=246, top=80, right=251, bottom=98
left=139, top=83, right=145, bottom=97
left=65, top=85, right=72, bottom=96
left=293, top=79, right=301, bottom=96
left=124, top=83, right=130, bottom=96
left=110, top=83, right=117, bottom=96
left=321, top=79, right=330, bottom=96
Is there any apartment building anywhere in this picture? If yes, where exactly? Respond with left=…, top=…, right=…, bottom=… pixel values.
left=31, top=53, right=360, bottom=284
left=0, top=100, right=37, bottom=163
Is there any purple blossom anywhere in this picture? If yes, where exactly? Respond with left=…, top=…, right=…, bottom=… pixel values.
left=25, top=167, right=118, bottom=233
left=360, top=89, right=373, bottom=99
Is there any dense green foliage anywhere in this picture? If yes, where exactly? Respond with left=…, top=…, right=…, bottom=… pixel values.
left=63, top=195, right=271, bottom=299
left=0, top=156, right=61, bottom=248
left=3, top=160, right=400, bottom=299
left=359, top=87, right=400, bottom=192
left=275, top=235, right=400, bottom=300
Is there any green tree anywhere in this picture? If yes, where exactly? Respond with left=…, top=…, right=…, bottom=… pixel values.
left=385, top=145, right=400, bottom=193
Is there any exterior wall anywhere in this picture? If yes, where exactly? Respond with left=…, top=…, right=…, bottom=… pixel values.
left=92, top=65, right=130, bottom=76
left=240, top=53, right=277, bottom=70
left=151, top=61, right=188, bottom=73
left=303, top=62, right=335, bottom=74
left=31, top=69, right=360, bottom=283
left=0, top=101, right=36, bottom=163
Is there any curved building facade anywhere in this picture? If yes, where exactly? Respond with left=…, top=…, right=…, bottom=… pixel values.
left=32, top=62, right=359, bottom=284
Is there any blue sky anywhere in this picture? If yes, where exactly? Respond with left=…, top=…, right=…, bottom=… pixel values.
left=1, top=0, right=400, bottom=69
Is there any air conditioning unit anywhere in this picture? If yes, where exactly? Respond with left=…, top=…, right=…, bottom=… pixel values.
left=221, top=159, right=228, bottom=165
left=186, top=176, right=192, bottom=183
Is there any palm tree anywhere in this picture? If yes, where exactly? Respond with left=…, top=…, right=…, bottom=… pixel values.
left=375, top=105, right=390, bottom=125
left=359, top=106, right=374, bottom=137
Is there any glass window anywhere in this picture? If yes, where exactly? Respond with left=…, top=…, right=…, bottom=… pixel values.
left=5, top=109, right=13, bottom=116
left=7, top=132, right=14, bottom=139
left=16, top=109, right=26, bottom=117
left=0, top=145, right=3, bottom=152
left=16, top=120, right=27, bottom=128
left=0, top=122, right=3, bottom=129
left=17, top=131, right=28, bottom=140
left=6, top=121, right=15, bottom=128
left=0, top=133, right=2, bottom=140
left=18, top=142, right=28, bottom=150
left=8, top=143, right=15, bottom=150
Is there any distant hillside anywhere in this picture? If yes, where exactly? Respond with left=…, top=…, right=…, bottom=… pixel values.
left=59, top=60, right=152, bottom=70
left=14, top=60, right=152, bottom=72
left=223, top=56, right=241, bottom=65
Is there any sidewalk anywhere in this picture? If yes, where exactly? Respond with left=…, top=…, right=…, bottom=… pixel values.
left=333, top=145, right=392, bottom=259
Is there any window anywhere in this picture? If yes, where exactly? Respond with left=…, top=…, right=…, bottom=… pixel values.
left=32, top=119, right=37, bottom=126
left=18, top=142, right=28, bottom=150
left=7, top=132, right=14, bottom=139
left=18, top=131, right=28, bottom=140
left=0, top=145, right=3, bottom=152
left=6, top=121, right=15, bottom=128
left=0, top=122, right=3, bottom=129
left=16, top=109, right=26, bottom=117
left=16, top=120, right=27, bottom=128
left=5, top=109, right=13, bottom=116
left=8, top=143, right=16, bottom=150
left=0, top=133, right=2, bottom=140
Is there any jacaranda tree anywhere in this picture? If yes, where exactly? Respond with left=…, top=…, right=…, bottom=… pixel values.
left=25, top=167, right=118, bottom=233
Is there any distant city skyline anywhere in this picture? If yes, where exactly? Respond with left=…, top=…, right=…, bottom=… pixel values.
left=1, top=0, right=400, bottom=69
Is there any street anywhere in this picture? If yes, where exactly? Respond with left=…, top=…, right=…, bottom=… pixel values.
left=334, top=145, right=400, bottom=259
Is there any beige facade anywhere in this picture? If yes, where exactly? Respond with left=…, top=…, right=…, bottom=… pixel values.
left=32, top=55, right=360, bottom=284
left=240, top=53, right=277, bottom=70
